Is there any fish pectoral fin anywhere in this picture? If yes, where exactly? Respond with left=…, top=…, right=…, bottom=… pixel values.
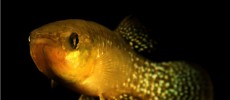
left=78, top=94, right=99, bottom=100
left=51, top=79, right=58, bottom=88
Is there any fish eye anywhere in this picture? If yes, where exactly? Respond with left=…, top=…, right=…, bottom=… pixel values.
left=69, top=32, right=79, bottom=49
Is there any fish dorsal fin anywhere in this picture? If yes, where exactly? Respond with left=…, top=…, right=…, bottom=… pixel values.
left=115, top=15, right=157, bottom=55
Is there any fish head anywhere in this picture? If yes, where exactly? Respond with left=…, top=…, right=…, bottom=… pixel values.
left=29, top=19, right=103, bottom=85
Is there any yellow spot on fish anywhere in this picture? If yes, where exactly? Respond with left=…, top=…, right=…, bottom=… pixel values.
left=65, top=51, right=80, bottom=65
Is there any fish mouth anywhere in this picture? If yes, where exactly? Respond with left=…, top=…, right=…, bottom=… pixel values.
left=29, top=38, right=58, bottom=78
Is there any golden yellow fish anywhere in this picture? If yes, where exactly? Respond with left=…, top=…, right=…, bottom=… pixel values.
left=29, top=16, right=213, bottom=100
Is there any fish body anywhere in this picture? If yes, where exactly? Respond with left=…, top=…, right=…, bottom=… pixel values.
left=29, top=17, right=213, bottom=100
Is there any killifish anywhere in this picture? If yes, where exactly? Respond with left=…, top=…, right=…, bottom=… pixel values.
left=29, top=16, right=213, bottom=100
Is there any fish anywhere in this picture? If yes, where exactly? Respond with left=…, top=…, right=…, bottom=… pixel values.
left=29, top=16, right=213, bottom=100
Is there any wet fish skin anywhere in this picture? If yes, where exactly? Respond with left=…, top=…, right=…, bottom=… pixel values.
left=29, top=17, right=213, bottom=100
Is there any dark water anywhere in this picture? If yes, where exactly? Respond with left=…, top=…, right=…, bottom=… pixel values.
left=2, top=1, right=226, bottom=100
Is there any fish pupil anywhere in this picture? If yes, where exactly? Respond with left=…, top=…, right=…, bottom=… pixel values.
left=69, top=32, right=79, bottom=49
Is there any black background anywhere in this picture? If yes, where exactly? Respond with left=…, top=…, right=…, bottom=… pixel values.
left=2, top=1, right=227, bottom=100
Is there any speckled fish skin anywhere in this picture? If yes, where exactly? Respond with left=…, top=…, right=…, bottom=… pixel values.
left=115, top=16, right=156, bottom=54
left=29, top=17, right=213, bottom=100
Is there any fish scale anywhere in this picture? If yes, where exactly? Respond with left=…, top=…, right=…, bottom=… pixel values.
left=29, top=16, right=213, bottom=100
left=110, top=56, right=209, bottom=100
